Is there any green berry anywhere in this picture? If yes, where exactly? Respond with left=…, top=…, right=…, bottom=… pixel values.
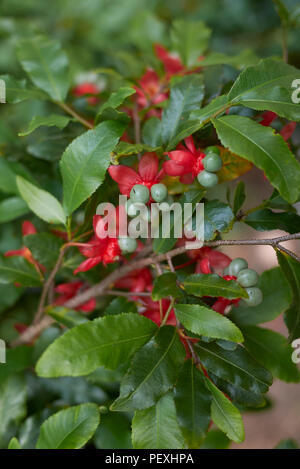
left=130, top=184, right=149, bottom=204
left=243, top=287, right=263, bottom=307
left=206, top=146, right=220, bottom=155
left=229, top=258, right=248, bottom=276
left=126, top=200, right=142, bottom=218
left=99, top=406, right=108, bottom=415
left=223, top=266, right=230, bottom=276
left=197, top=170, right=218, bottom=188
left=203, top=153, right=223, bottom=172
left=151, top=183, right=168, bottom=202
left=118, top=237, right=137, bottom=254
left=237, top=268, right=259, bottom=288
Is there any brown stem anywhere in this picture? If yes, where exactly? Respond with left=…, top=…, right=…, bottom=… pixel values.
left=56, top=101, right=94, bottom=129
left=33, top=248, right=66, bottom=325
left=11, top=316, right=54, bottom=347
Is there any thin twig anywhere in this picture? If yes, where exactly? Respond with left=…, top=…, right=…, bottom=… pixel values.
left=56, top=101, right=94, bottom=129
left=11, top=316, right=54, bottom=347
left=33, top=247, right=66, bottom=325
left=104, top=290, right=151, bottom=297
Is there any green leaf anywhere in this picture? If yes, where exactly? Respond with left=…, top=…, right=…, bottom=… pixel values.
left=199, top=50, right=259, bottom=68
left=0, top=346, right=33, bottom=381
left=231, top=267, right=292, bottom=326
left=228, top=59, right=300, bottom=120
left=277, top=251, right=300, bottom=341
left=132, top=394, right=185, bottom=449
left=36, top=313, right=157, bottom=377
left=0, top=255, right=41, bottom=287
left=197, top=341, right=273, bottom=394
left=0, top=75, right=47, bottom=103
left=94, top=413, right=132, bottom=449
left=204, top=200, right=234, bottom=241
left=113, top=141, right=161, bottom=159
left=36, top=404, right=100, bottom=449
left=0, top=158, right=35, bottom=195
left=245, top=208, right=300, bottom=233
left=105, top=297, right=138, bottom=315
left=200, top=429, right=231, bottom=449
left=184, top=273, right=247, bottom=299
left=96, top=87, right=135, bottom=122
left=24, top=233, right=63, bottom=270
left=0, top=197, right=29, bottom=223
left=152, top=273, right=183, bottom=300
left=0, top=374, right=27, bottom=448
left=0, top=284, right=24, bottom=315
left=16, top=176, right=66, bottom=226
left=242, top=326, right=300, bottom=383
left=171, top=20, right=211, bottom=67
left=8, top=437, right=22, bottom=449
left=205, top=378, right=245, bottom=443
left=275, top=439, right=299, bottom=449
left=60, top=120, right=124, bottom=215
left=19, top=114, right=71, bottom=137
left=47, top=306, right=88, bottom=328
left=16, top=36, right=70, bottom=101
left=213, top=115, right=300, bottom=204
left=174, top=360, right=211, bottom=448
left=189, top=94, right=229, bottom=136
left=233, top=181, right=246, bottom=216
left=162, top=74, right=204, bottom=149
left=111, top=326, right=185, bottom=411
left=175, top=304, right=244, bottom=343
left=142, top=117, right=163, bottom=147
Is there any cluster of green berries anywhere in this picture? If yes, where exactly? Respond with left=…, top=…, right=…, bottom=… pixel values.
left=197, top=146, right=223, bottom=188
left=118, top=183, right=170, bottom=255
left=224, top=257, right=263, bottom=307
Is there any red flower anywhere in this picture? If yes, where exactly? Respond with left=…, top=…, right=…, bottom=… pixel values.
left=134, top=69, right=168, bottom=114
left=72, top=82, right=100, bottom=105
left=5, top=221, right=37, bottom=265
left=260, top=111, right=297, bottom=141
left=114, top=267, right=153, bottom=293
left=55, top=281, right=96, bottom=313
left=163, top=136, right=206, bottom=183
left=154, top=44, right=185, bottom=79
left=141, top=297, right=176, bottom=327
left=74, top=215, right=121, bottom=274
left=194, top=247, right=231, bottom=275
left=108, top=152, right=164, bottom=197
left=212, top=275, right=240, bottom=314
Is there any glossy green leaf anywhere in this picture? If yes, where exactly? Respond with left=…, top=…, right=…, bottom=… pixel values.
left=213, top=115, right=300, bottom=204
left=175, top=304, right=244, bottom=343
left=200, top=429, right=231, bottom=449
left=36, top=313, right=157, bottom=377
left=204, top=200, right=234, bottom=241
left=19, top=114, right=71, bottom=137
left=277, top=252, right=300, bottom=341
left=0, top=197, right=29, bottom=223
left=184, top=273, right=247, bottom=299
left=132, top=394, right=185, bottom=449
left=245, top=208, right=300, bottom=233
left=8, top=437, right=22, bottom=449
left=171, top=20, right=211, bottom=67
left=36, top=404, right=100, bottom=449
left=16, top=176, right=66, bottom=226
left=0, top=75, right=47, bottom=103
left=174, top=360, right=211, bottom=448
left=142, top=117, right=163, bottom=147
left=111, top=326, right=185, bottom=411
left=162, top=74, right=204, bottom=149
left=197, top=341, right=273, bottom=394
left=205, top=378, right=245, bottom=443
left=47, top=307, right=88, bottom=328
left=16, top=36, right=70, bottom=101
left=233, top=181, right=246, bottom=215
left=0, top=374, right=27, bottom=448
left=60, top=120, right=124, bottom=215
left=228, top=59, right=300, bottom=120
left=152, top=273, right=183, bottom=301
left=23, top=233, right=63, bottom=270
left=242, top=326, right=300, bottom=382
left=96, top=87, right=135, bottom=122
left=199, top=50, right=259, bottom=68
left=0, top=255, right=41, bottom=287
left=231, top=267, right=292, bottom=326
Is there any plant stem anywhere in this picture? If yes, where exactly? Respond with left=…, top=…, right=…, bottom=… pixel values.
left=56, top=101, right=94, bottom=129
